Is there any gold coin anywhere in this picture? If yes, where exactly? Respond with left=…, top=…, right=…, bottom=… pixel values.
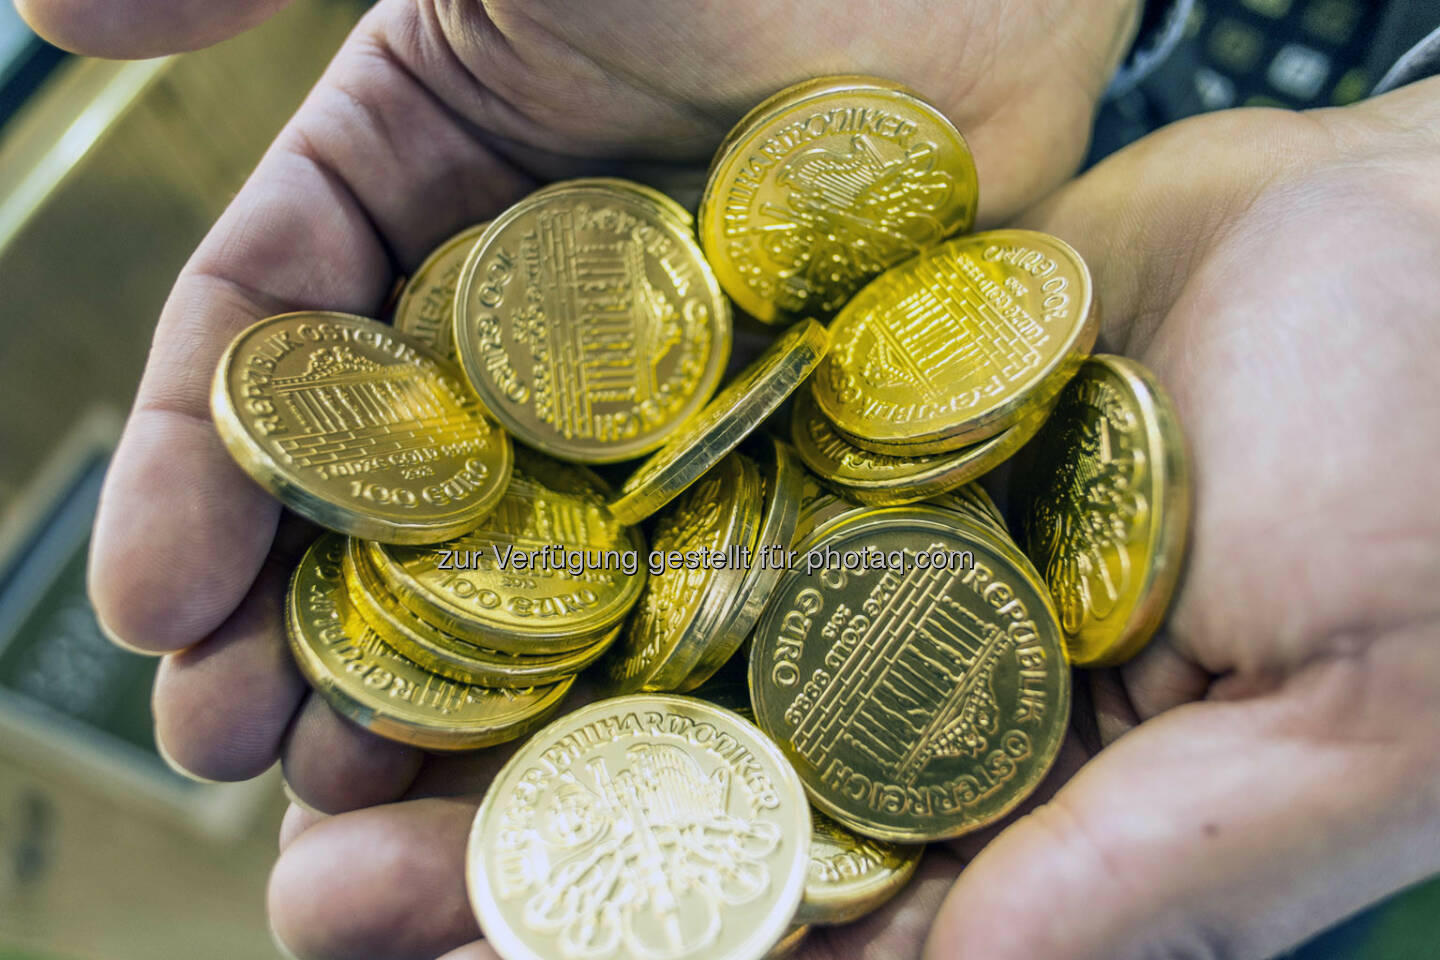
left=792, top=385, right=1048, bottom=504
left=606, top=454, right=763, bottom=693
left=792, top=481, right=1011, bottom=564
left=683, top=435, right=804, bottom=690
left=531, top=177, right=694, bottom=231
left=764, top=926, right=810, bottom=959
left=798, top=807, right=921, bottom=925
left=212, top=312, right=513, bottom=544
left=926, top=482, right=1008, bottom=538
left=393, top=223, right=489, bottom=361
left=370, top=447, right=647, bottom=654
left=454, top=179, right=731, bottom=463
left=466, top=694, right=811, bottom=960
left=1014, top=354, right=1190, bottom=667
left=286, top=534, right=572, bottom=751
left=796, top=470, right=833, bottom=520
left=790, top=484, right=865, bottom=548
left=608, top=319, right=828, bottom=525
left=343, top=538, right=616, bottom=687
left=748, top=506, right=1069, bottom=841
left=700, top=75, right=978, bottom=324
left=812, top=229, right=1097, bottom=453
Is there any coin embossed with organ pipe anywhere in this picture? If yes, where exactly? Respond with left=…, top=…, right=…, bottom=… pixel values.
left=212, top=311, right=512, bottom=544
left=812, top=229, right=1097, bottom=453
left=453, top=179, right=731, bottom=463
left=749, top=505, right=1069, bottom=841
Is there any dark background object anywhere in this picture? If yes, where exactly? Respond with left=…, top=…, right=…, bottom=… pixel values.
left=1090, top=0, right=1440, bottom=163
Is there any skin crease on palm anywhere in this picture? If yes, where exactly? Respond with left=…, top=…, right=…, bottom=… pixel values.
left=14, top=0, right=1440, bottom=955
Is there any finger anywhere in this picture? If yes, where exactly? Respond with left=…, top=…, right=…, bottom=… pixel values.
left=1120, top=635, right=1211, bottom=720
left=88, top=0, right=533, bottom=654
left=269, top=797, right=480, bottom=960
left=151, top=547, right=307, bottom=781
left=1089, top=669, right=1140, bottom=748
left=925, top=632, right=1440, bottom=960
left=399, top=678, right=600, bottom=801
left=280, top=802, right=328, bottom=851
left=281, top=695, right=424, bottom=814
left=1017, top=107, right=1332, bottom=353
left=403, top=745, right=522, bottom=801
left=15, top=0, right=293, bottom=58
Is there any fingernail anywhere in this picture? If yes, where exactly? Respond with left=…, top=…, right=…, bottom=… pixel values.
left=153, top=731, right=221, bottom=785
left=281, top=777, right=326, bottom=817
left=93, top=608, right=161, bottom=657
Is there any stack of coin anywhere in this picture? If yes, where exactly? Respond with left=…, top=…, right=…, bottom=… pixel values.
left=286, top=534, right=574, bottom=751
left=344, top=447, right=644, bottom=680
left=205, top=74, right=1195, bottom=960
left=604, top=434, right=803, bottom=695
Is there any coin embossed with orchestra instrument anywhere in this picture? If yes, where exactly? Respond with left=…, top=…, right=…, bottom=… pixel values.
left=1015, top=354, right=1191, bottom=667
left=454, top=179, right=732, bottom=463
left=212, top=311, right=513, bottom=544
left=749, top=506, right=1069, bottom=841
left=392, top=222, right=490, bottom=361
left=700, top=75, right=978, bottom=324
left=466, top=695, right=811, bottom=960
left=812, top=229, right=1097, bottom=454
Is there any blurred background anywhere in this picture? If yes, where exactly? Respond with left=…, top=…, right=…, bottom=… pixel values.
left=0, top=0, right=1435, bottom=957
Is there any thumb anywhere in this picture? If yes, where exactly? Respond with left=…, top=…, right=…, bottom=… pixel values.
left=16, top=0, right=294, bottom=58
left=1016, top=107, right=1329, bottom=355
left=922, top=663, right=1440, bottom=960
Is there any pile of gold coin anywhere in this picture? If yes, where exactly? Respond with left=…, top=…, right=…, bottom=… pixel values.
left=209, top=75, right=1191, bottom=960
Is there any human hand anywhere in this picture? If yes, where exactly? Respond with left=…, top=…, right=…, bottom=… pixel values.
left=259, top=77, right=1440, bottom=960
left=66, top=0, right=1140, bottom=816
left=14, top=0, right=295, bottom=58
left=919, top=78, right=1440, bottom=959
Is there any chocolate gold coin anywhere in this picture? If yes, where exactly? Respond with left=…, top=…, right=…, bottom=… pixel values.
left=466, top=694, right=811, bottom=960
left=749, top=506, right=1069, bottom=841
left=1015, top=354, right=1190, bottom=666
left=700, top=76, right=978, bottom=324
left=454, top=180, right=731, bottom=463
left=608, top=319, right=827, bottom=525
left=212, top=311, right=512, bottom=544
left=393, top=223, right=489, bottom=361
left=812, top=230, right=1096, bottom=453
